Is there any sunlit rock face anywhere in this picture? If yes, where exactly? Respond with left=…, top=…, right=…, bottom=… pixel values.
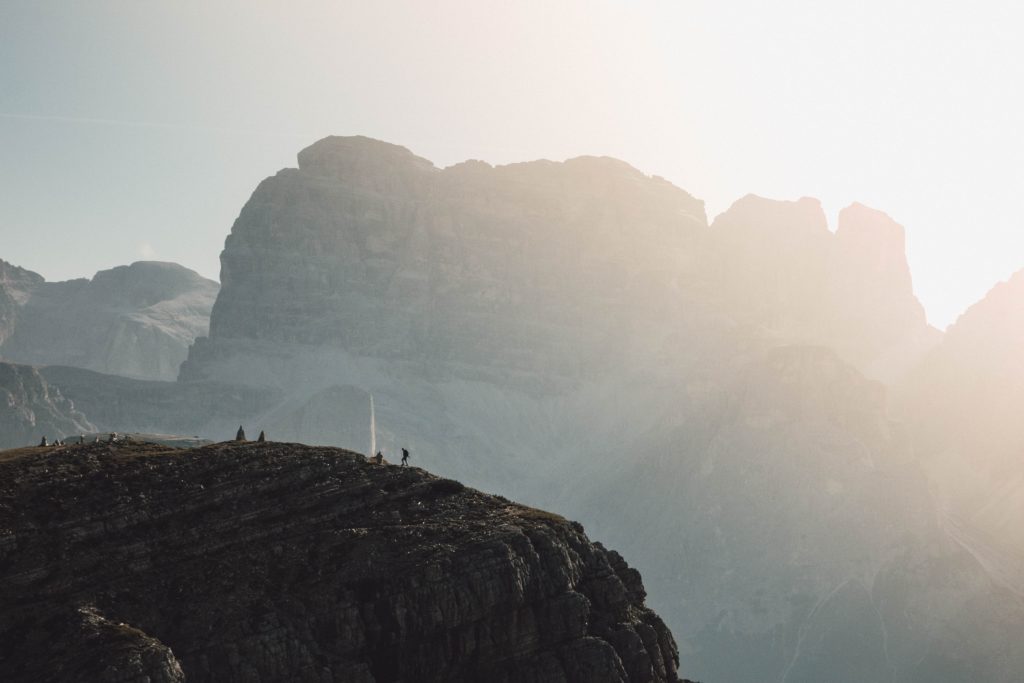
left=710, top=196, right=938, bottom=382
left=899, top=268, right=1024, bottom=597
left=1, top=261, right=217, bottom=381
left=170, top=136, right=1022, bottom=681
left=194, top=135, right=709, bottom=386
left=901, top=268, right=1024, bottom=478
left=0, top=362, right=94, bottom=448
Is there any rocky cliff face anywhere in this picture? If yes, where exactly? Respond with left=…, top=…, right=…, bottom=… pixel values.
left=710, top=196, right=938, bottom=382
left=898, top=268, right=1024, bottom=599
left=189, top=136, right=709, bottom=387
left=187, top=137, right=932, bottom=388
left=1, top=261, right=217, bottom=381
left=0, top=362, right=94, bottom=448
left=0, top=441, right=685, bottom=683
left=0, top=259, right=43, bottom=346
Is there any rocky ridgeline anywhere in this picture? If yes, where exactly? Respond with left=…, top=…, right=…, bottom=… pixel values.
left=187, top=137, right=710, bottom=388
left=0, top=441, right=688, bottom=683
left=184, top=136, right=935, bottom=389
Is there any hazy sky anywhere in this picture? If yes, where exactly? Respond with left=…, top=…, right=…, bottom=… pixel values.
left=2, top=1, right=1022, bottom=328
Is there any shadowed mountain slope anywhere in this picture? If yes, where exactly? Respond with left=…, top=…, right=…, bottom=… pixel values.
left=0, top=362, right=94, bottom=447
left=0, top=440, right=686, bottom=683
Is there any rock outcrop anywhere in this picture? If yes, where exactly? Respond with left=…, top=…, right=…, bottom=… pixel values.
left=1, top=261, right=217, bottom=381
left=0, top=362, right=94, bottom=448
left=0, top=441, right=685, bottom=683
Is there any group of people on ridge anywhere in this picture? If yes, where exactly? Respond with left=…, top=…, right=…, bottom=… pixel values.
left=38, top=433, right=116, bottom=447
left=233, top=426, right=410, bottom=466
left=35, top=427, right=412, bottom=468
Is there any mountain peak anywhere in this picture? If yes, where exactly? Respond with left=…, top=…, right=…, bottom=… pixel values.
left=835, top=202, right=914, bottom=296
left=712, top=194, right=828, bottom=238
left=296, top=135, right=436, bottom=186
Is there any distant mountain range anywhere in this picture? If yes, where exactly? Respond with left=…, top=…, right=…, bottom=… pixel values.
left=0, top=259, right=217, bottom=381
left=3, top=135, right=1023, bottom=682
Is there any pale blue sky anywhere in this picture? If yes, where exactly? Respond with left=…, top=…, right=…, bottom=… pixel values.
left=2, top=1, right=1022, bottom=328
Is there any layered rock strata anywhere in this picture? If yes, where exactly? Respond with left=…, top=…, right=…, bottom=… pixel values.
left=0, top=441, right=685, bottom=683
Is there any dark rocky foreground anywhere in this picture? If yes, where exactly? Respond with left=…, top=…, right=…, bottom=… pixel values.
left=0, top=441, right=687, bottom=682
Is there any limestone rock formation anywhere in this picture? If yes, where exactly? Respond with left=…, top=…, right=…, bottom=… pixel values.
left=1, top=261, right=217, bottom=381
left=184, top=136, right=934, bottom=393
left=0, top=441, right=685, bottom=683
left=0, top=362, right=94, bottom=448
left=188, top=136, right=709, bottom=387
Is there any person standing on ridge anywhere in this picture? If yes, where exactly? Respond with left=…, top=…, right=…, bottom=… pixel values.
left=401, top=448, right=410, bottom=466
left=374, top=451, right=384, bottom=465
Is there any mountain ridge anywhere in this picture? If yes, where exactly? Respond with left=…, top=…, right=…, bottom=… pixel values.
left=0, top=439, right=689, bottom=683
